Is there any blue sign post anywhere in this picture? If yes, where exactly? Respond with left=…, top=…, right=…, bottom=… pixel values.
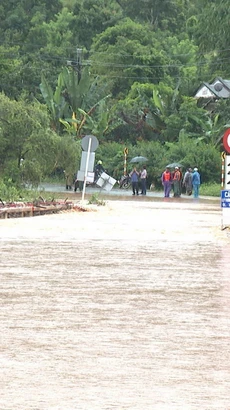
left=221, top=190, right=230, bottom=208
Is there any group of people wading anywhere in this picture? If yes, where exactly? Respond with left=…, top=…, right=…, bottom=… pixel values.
left=161, top=166, right=200, bottom=198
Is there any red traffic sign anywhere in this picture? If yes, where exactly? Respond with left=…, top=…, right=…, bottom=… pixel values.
left=223, top=128, right=230, bottom=153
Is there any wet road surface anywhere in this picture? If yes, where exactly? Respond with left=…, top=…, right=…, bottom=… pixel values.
left=38, top=182, right=220, bottom=202
left=0, top=200, right=229, bottom=410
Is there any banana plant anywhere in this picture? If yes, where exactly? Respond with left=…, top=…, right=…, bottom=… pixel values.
left=40, top=66, right=113, bottom=138
left=196, top=114, right=230, bottom=147
left=78, top=99, right=121, bottom=140
left=63, top=95, right=119, bottom=139
left=40, top=72, right=66, bottom=133
left=61, top=66, right=91, bottom=115
left=150, top=85, right=179, bottom=131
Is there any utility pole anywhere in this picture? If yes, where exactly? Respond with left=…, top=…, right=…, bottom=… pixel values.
left=67, top=47, right=82, bottom=83
left=76, top=47, right=82, bottom=84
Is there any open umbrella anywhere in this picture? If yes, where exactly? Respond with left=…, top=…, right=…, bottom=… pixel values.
left=166, top=162, right=183, bottom=168
left=130, top=156, right=148, bottom=164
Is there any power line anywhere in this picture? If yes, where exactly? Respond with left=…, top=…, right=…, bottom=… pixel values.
left=1, top=39, right=230, bottom=59
left=1, top=50, right=230, bottom=71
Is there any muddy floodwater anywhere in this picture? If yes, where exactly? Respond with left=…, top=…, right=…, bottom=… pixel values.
left=0, top=199, right=230, bottom=410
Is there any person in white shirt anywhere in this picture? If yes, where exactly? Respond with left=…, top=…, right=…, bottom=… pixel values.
left=140, top=165, right=147, bottom=195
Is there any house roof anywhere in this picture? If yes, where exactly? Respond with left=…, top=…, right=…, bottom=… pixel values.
left=195, top=77, right=230, bottom=99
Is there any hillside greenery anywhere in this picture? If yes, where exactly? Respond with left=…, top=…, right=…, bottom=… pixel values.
left=0, top=0, right=229, bottom=194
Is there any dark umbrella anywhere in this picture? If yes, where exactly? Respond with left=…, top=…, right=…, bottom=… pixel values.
left=166, top=162, right=183, bottom=168
left=130, top=156, right=148, bottom=164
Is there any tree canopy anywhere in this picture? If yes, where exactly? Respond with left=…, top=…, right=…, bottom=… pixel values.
left=0, top=0, right=229, bottom=187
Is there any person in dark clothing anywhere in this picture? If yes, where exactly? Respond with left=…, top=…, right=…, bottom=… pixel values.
left=183, top=168, right=193, bottom=195
left=64, top=170, right=72, bottom=190
left=172, top=167, right=181, bottom=197
left=94, top=160, right=105, bottom=181
left=178, top=167, right=183, bottom=196
left=130, top=167, right=140, bottom=195
left=73, top=173, right=83, bottom=192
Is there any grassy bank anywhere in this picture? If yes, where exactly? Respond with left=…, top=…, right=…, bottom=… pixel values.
left=199, top=183, right=221, bottom=197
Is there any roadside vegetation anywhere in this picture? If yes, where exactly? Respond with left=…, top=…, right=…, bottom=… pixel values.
left=87, top=193, right=106, bottom=206
left=199, top=183, right=221, bottom=198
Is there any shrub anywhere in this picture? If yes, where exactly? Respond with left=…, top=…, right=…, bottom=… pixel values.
left=0, top=180, right=23, bottom=202
left=88, top=193, right=105, bottom=206
left=200, top=183, right=221, bottom=197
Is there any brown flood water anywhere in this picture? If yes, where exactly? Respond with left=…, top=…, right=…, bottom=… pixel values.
left=0, top=199, right=230, bottom=410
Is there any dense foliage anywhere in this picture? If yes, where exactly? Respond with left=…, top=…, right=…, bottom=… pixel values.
left=0, top=0, right=229, bottom=191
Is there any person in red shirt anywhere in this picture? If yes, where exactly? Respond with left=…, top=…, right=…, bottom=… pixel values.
left=161, top=167, right=172, bottom=197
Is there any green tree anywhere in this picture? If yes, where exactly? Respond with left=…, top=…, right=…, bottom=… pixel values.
left=72, top=0, right=122, bottom=49
left=114, top=0, right=187, bottom=33
left=0, top=93, right=80, bottom=185
left=21, top=7, right=77, bottom=100
left=90, top=19, right=201, bottom=99
left=0, top=0, right=61, bottom=41
left=114, top=83, right=163, bottom=143
left=194, top=0, right=230, bottom=53
left=0, top=4, right=75, bottom=99
left=164, top=131, right=221, bottom=183
left=0, top=94, right=49, bottom=170
left=113, top=81, right=182, bottom=143
left=90, top=19, right=171, bottom=97
left=0, top=45, right=23, bottom=98
left=192, top=0, right=230, bottom=77
left=36, top=7, right=77, bottom=63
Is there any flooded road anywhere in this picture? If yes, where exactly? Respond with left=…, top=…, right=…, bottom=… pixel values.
left=0, top=199, right=230, bottom=410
